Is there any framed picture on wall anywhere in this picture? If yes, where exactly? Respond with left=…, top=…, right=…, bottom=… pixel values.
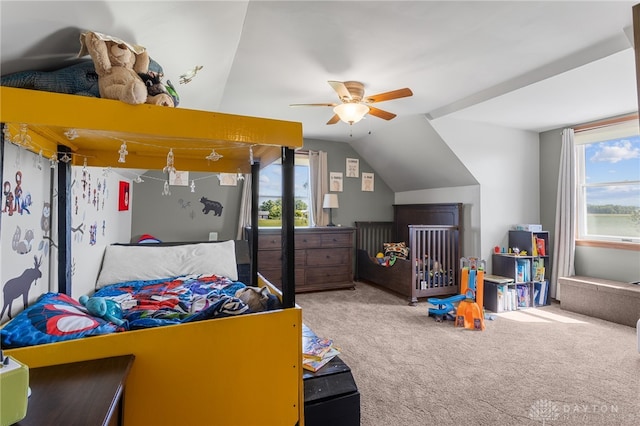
left=362, top=172, right=374, bottom=192
left=330, top=172, right=343, bottom=192
left=346, top=158, right=359, bottom=177
left=118, top=181, right=130, bottom=211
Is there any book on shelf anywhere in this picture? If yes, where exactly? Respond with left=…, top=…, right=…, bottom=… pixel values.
left=496, top=284, right=506, bottom=312
left=516, top=258, right=531, bottom=282
left=533, top=258, right=546, bottom=281
left=534, top=281, right=548, bottom=306
left=517, top=284, right=530, bottom=308
left=535, top=237, right=546, bottom=256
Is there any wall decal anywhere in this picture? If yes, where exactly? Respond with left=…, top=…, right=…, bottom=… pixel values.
left=199, top=197, right=223, bottom=216
left=118, top=181, right=130, bottom=211
left=0, top=255, right=42, bottom=320
left=13, top=171, right=23, bottom=214
left=2, top=180, right=15, bottom=215
left=72, top=222, right=85, bottom=242
left=12, top=226, right=35, bottom=254
left=21, top=192, right=32, bottom=214
left=40, top=202, right=51, bottom=235
left=89, top=222, right=98, bottom=245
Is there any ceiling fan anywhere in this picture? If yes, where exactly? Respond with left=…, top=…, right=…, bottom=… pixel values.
left=290, top=81, right=413, bottom=125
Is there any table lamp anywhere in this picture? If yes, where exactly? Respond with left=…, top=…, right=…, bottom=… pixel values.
left=322, top=194, right=339, bottom=227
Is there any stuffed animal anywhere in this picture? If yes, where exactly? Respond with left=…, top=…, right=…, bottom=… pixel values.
left=79, top=295, right=126, bottom=326
left=0, top=58, right=171, bottom=101
left=235, top=286, right=282, bottom=312
left=138, top=71, right=179, bottom=107
left=81, top=31, right=173, bottom=107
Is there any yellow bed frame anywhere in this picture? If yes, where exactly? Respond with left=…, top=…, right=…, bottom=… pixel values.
left=1, top=87, right=305, bottom=425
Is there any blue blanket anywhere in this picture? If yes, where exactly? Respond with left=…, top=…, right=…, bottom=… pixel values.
left=1, top=274, right=249, bottom=348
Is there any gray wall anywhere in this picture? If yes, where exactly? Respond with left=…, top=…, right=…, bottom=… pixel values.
left=130, top=139, right=395, bottom=242
left=539, top=129, right=640, bottom=284
left=303, top=138, right=395, bottom=226
left=131, top=170, right=242, bottom=242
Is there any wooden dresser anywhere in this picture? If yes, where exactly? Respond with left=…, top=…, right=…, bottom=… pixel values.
left=253, top=227, right=355, bottom=293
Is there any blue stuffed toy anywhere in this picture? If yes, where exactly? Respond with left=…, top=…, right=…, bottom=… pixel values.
left=79, top=295, right=126, bottom=327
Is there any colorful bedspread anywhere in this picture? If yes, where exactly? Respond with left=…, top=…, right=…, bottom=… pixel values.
left=1, top=274, right=250, bottom=348
left=93, top=274, right=250, bottom=329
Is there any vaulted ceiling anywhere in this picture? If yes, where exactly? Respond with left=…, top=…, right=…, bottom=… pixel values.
left=1, top=1, right=637, bottom=191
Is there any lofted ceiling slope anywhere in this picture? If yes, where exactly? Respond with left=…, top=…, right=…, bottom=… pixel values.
left=1, top=1, right=638, bottom=192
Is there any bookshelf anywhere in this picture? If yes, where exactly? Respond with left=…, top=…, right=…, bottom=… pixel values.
left=489, top=230, right=550, bottom=312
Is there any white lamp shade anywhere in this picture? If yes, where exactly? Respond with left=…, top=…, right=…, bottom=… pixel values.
left=323, top=193, right=339, bottom=209
left=333, top=103, right=369, bottom=124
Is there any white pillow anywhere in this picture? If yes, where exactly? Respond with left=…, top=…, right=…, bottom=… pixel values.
left=96, top=240, right=238, bottom=288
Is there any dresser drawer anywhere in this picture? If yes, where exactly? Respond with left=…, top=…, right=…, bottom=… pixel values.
left=257, top=249, right=305, bottom=268
left=295, top=233, right=322, bottom=249
left=321, top=232, right=353, bottom=248
left=306, top=248, right=350, bottom=267
left=257, top=233, right=282, bottom=250
left=306, top=266, right=351, bottom=286
left=259, top=268, right=305, bottom=289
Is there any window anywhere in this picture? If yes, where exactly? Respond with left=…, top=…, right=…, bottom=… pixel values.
left=575, top=117, right=640, bottom=243
left=258, top=152, right=311, bottom=227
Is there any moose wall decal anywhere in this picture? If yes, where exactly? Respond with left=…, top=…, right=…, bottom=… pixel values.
left=1, top=255, right=43, bottom=320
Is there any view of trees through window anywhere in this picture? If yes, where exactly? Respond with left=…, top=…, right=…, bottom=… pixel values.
left=576, top=126, right=640, bottom=242
left=258, top=154, right=310, bottom=227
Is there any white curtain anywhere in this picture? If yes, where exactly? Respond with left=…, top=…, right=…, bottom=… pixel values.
left=236, top=175, right=251, bottom=239
left=308, top=150, right=328, bottom=226
left=550, top=128, right=576, bottom=300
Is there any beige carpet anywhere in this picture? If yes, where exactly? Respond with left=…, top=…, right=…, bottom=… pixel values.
left=296, top=281, right=640, bottom=426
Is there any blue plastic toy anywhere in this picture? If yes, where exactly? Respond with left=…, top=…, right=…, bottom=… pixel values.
left=428, top=293, right=466, bottom=322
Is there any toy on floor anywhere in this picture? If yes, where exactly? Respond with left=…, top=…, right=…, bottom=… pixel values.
left=428, top=257, right=486, bottom=330
left=428, top=293, right=466, bottom=322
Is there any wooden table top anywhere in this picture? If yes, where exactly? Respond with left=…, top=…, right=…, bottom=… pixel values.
left=15, top=355, right=134, bottom=426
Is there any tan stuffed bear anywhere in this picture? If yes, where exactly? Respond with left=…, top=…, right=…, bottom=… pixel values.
left=81, top=31, right=173, bottom=107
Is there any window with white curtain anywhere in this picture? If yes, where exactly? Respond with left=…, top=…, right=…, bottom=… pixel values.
left=575, top=116, right=640, bottom=243
left=258, top=152, right=310, bottom=227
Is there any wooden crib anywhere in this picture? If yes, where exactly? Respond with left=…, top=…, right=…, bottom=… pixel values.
left=355, top=203, right=462, bottom=305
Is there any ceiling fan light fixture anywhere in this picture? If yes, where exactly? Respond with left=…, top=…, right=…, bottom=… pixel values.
left=333, top=102, right=370, bottom=124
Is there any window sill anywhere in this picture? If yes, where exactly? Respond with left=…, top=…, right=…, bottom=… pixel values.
left=575, top=239, right=640, bottom=251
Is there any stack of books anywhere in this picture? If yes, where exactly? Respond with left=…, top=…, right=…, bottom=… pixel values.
left=302, top=324, right=340, bottom=372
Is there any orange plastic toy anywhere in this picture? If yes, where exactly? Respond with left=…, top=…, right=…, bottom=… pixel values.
left=455, top=257, right=486, bottom=331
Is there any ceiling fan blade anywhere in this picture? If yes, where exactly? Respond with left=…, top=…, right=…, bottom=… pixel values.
left=290, top=103, right=337, bottom=107
left=365, top=88, right=413, bottom=104
left=368, top=106, right=397, bottom=121
left=328, top=81, right=352, bottom=101
left=326, top=114, right=341, bottom=125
